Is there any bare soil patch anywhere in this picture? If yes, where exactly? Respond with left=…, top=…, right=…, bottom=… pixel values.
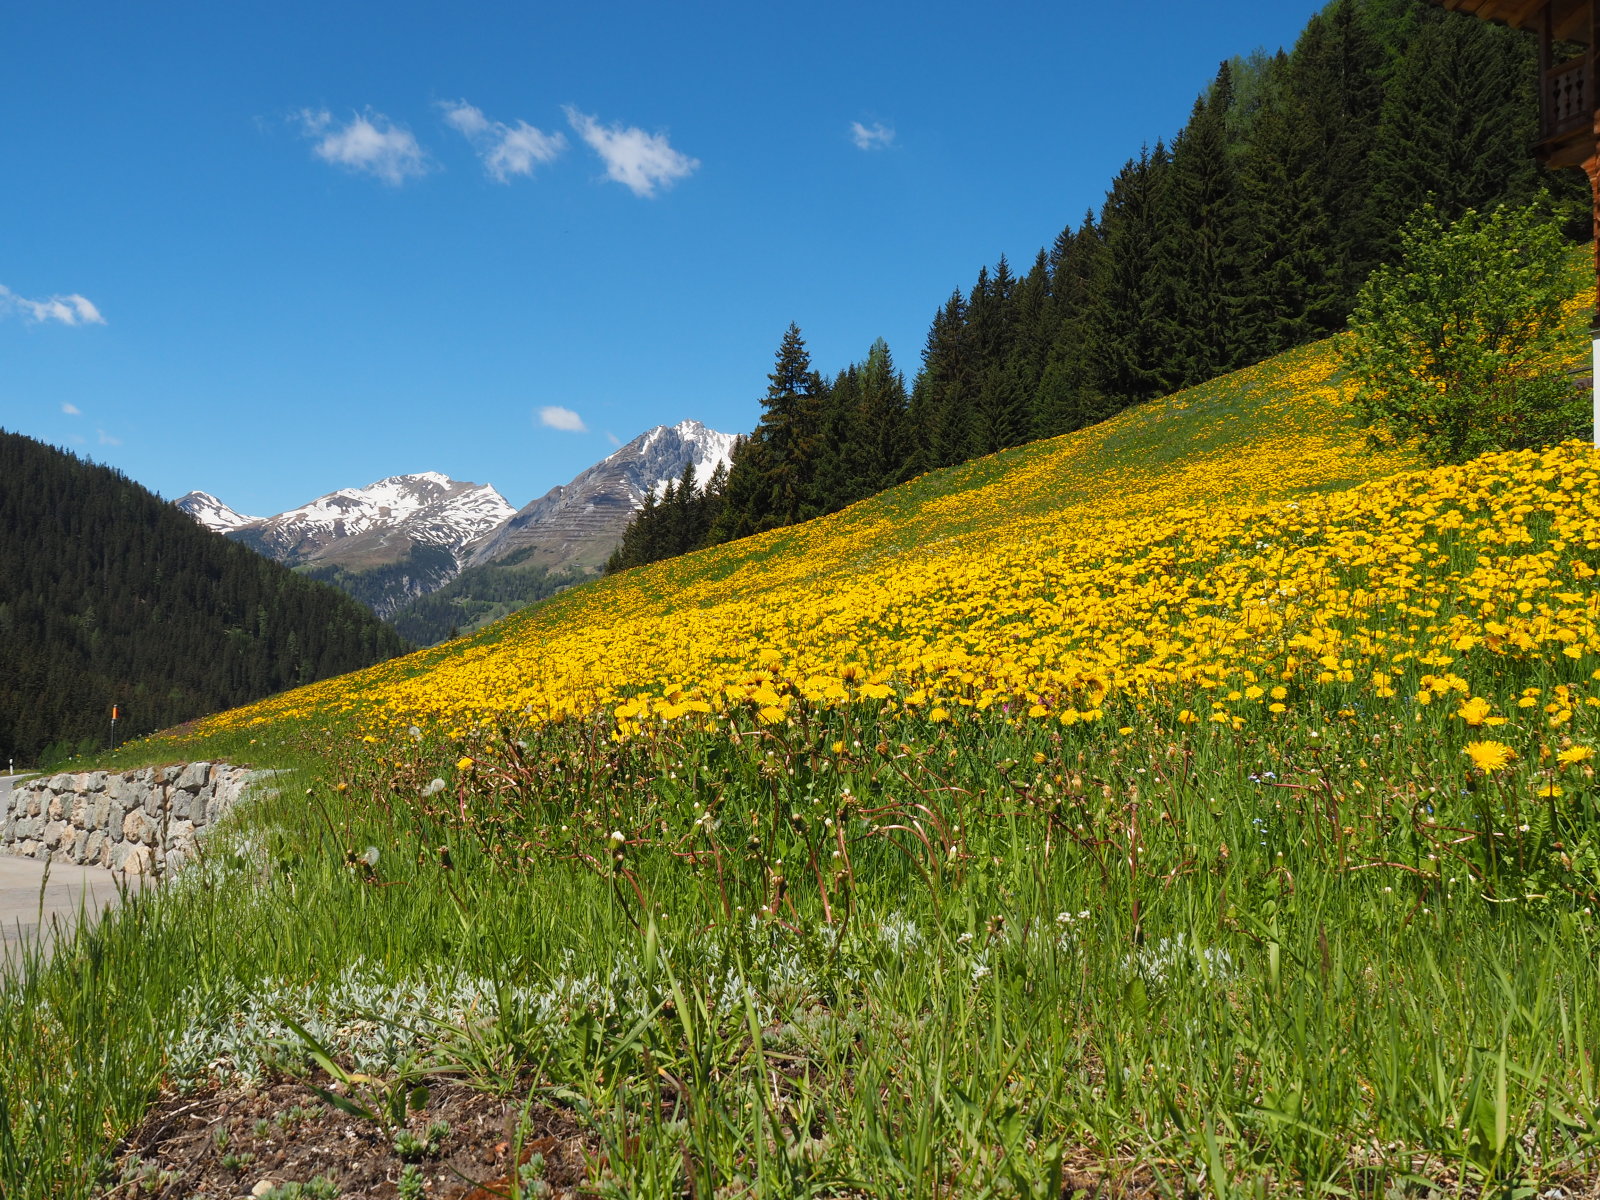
left=99, top=1074, right=598, bottom=1199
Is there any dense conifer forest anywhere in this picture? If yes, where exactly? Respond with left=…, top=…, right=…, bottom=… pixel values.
left=0, top=430, right=410, bottom=766
left=388, top=550, right=587, bottom=646
left=608, top=0, right=1587, bottom=573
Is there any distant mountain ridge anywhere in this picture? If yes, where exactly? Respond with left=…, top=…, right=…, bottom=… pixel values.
left=175, top=420, right=735, bottom=635
left=177, top=472, right=513, bottom=566
left=177, top=473, right=515, bottom=619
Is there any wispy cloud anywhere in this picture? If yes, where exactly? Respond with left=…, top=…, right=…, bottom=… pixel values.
left=61, top=402, right=81, bottom=415
left=97, top=428, right=121, bottom=446
left=604, top=430, right=621, bottom=447
left=0, top=284, right=105, bottom=326
left=539, top=405, right=588, bottom=433
left=439, top=100, right=566, bottom=183
left=850, top=120, right=895, bottom=151
left=298, top=108, right=430, bottom=185
left=563, top=107, right=698, bottom=197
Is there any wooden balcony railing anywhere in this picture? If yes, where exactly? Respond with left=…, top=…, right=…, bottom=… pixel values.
left=1547, top=55, right=1592, bottom=140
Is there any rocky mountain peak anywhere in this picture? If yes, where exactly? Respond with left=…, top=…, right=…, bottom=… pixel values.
left=466, top=420, right=736, bottom=571
left=174, top=491, right=263, bottom=533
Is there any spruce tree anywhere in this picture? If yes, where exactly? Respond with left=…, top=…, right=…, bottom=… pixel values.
left=813, top=363, right=862, bottom=514
left=1033, top=213, right=1107, bottom=438
left=706, top=434, right=768, bottom=545
left=1366, top=5, right=1543, bottom=261
left=1008, top=251, right=1054, bottom=408
left=705, top=328, right=825, bottom=540
left=753, top=324, right=826, bottom=529
left=907, top=291, right=975, bottom=472
left=670, top=461, right=699, bottom=554
left=696, top=459, right=729, bottom=547
left=1160, top=62, right=1250, bottom=387
left=1086, top=145, right=1176, bottom=410
left=854, top=337, right=911, bottom=491
left=1296, top=0, right=1387, bottom=324
left=1235, top=48, right=1331, bottom=358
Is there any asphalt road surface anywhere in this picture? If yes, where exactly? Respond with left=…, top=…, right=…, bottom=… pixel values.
left=0, top=774, right=143, bottom=964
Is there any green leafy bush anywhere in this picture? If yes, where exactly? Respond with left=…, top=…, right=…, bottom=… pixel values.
left=1343, top=199, right=1586, bottom=463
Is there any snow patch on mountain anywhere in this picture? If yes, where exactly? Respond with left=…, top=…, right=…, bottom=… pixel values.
left=175, top=491, right=263, bottom=533
left=202, top=474, right=514, bottom=570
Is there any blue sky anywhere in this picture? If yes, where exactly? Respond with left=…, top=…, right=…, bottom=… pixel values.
left=2, top=0, right=1327, bottom=515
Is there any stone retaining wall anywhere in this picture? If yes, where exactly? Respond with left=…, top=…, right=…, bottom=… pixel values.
left=0, top=763, right=260, bottom=876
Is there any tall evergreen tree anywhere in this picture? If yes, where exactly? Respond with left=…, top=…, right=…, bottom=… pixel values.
left=908, top=290, right=975, bottom=472
left=1291, top=0, right=1387, bottom=319
left=1236, top=48, right=1332, bottom=357
left=706, top=431, right=769, bottom=544
left=1033, top=213, right=1107, bottom=438
left=1366, top=3, right=1543, bottom=258
left=852, top=338, right=911, bottom=493
left=813, top=363, right=862, bottom=515
left=697, top=459, right=729, bottom=544
left=669, top=461, right=699, bottom=553
left=1160, top=62, right=1251, bottom=387
left=707, top=326, right=826, bottom=539
left=1008, top=251, right=1055, bottom=408
left=1086, top=145, right=1176, bottom=409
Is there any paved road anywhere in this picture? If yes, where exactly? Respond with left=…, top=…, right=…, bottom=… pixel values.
left=0, top=774, right=143, bottom=964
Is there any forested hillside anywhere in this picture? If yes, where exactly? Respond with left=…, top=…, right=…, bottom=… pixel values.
left=0, top=431, right=410, bottom=765
left=388, top=550, right=586, bottom=646
left=613, top=0, right=1585, bottom=568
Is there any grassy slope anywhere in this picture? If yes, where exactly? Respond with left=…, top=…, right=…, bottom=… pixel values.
left=13, top=282, right=1600, bottom=1198
left=146, top=332, right=1415, bottom=764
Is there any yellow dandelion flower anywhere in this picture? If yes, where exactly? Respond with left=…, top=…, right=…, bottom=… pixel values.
left=1456, top=696, right=1492, bottom=726
left=1463, top=741, right=1514, bottom=774
left=1557, top=745, right=1594, bottom=765
left=456, top=756, right=474, bottom=771
left=1536, top=782, right=1564, bottom=798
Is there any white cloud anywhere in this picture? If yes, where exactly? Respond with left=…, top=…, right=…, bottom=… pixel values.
left=439, top=101, right=490, bottom=140
left=563, top=106, right=698, bottom=197
left=539, top=405, right=588, bottom=433
left=61, top=402, right=81, bottom=415
left=850, top=121, right=895, bottom=151
left=0, top=284, right=105, bottom=326
left=96, top=428, right=121, bottom=446
left=440, top=100, right=566, bottom=183
left=604, top=430, right=621, bottom=447
left=298, top=108, right=430, bottom=185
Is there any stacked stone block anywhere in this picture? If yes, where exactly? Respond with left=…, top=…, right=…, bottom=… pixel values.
left=0, top=763, right=258, bottom=876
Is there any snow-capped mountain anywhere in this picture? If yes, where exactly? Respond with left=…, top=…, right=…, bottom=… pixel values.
left=174, top=491, right=262, bottom=533
left=175, top=473, right=515, bottom=620
left=465, top=419, right=736, bottom=572
left=227, top=472, right=514, bottom=570
left=174, top=422, right=734, bottom=626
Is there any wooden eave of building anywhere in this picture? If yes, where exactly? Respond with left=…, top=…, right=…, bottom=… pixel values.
left=1432, top=0, right=1589, bottom=41
left=1433, top=0, right=1599, bottom=167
